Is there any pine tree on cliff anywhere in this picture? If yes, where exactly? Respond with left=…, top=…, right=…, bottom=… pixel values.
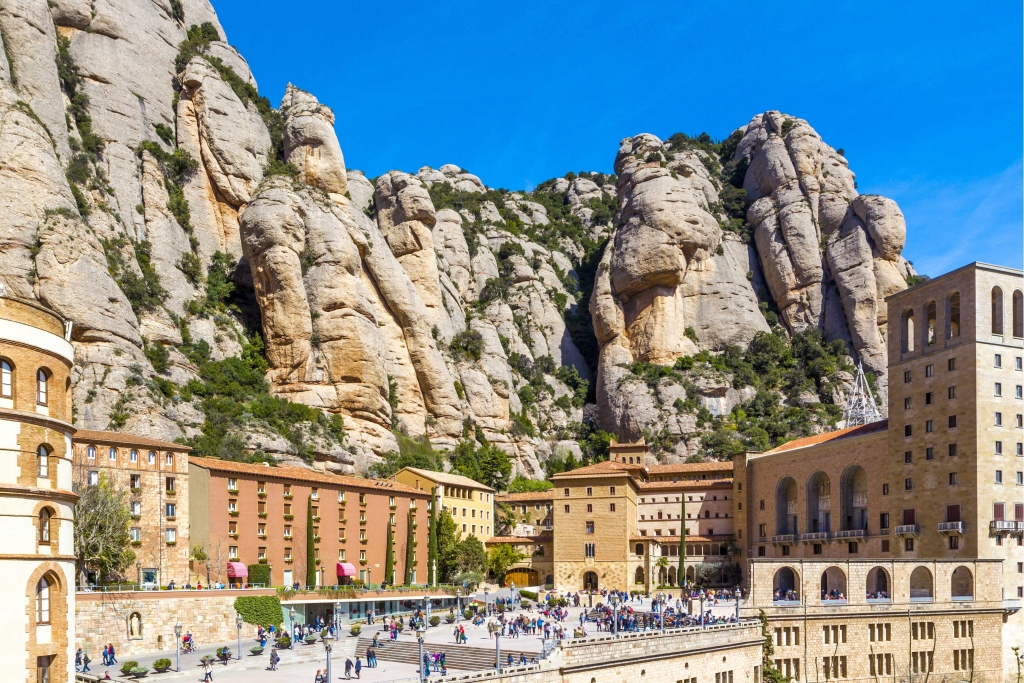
left=427, top=492, right=438, bottom=586
left=384, top=521, right=395, bottom=586
left=404, top=510, right=416, bottom=585
left=305, top=495, right=316, bottom=587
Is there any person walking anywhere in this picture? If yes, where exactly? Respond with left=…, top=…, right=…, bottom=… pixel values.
left=75, top=649, right=82, bottom=672
left=354, top=657, right=362, bottom=679
left=269, top=647, right=279, bottom=671
left=202, top=659, right=213, bottom=682
left=81, top=651, right=91, bottom=673
left=314, top=669, right=324, bottom=683
left=108, top=644, right=117, bottom=665
left=344, top=658, right=353, bottom=680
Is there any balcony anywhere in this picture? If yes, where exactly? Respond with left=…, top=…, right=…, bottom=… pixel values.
left=1017, top=521, right=1024, bottom=532
left=799, top=532, right=831, bottom=543
left=852, top=493, right=868, bottom=508
left=771, top=534, right=796, bottom=545
left=938, top=521, right=965, bottom=535
left=834, top=529, right=865, bottom=540
left=990, top=520, right=1016, bottom=534
left=894, top=524, right=919, bottom=537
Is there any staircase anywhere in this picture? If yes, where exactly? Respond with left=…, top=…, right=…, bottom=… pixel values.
left=355, top=636, right=536, bottom=671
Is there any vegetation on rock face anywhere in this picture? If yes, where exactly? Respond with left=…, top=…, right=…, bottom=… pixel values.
left=99, top=237, right=168, bottom=316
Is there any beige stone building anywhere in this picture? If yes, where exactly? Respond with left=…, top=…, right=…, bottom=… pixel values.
left=396, top=467, right=494, bottom=539
left=0, top=297, right=77, bottom=683
left=71, top=430, right=192, bottom=586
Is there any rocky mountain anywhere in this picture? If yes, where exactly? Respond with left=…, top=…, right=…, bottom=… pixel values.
left=0, top=0, right=914, bottom=477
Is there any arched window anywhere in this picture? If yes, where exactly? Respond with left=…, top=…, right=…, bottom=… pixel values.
left=147, top=451, right=155, bottom=465
left=951, top=566, right=973, bottom=600
left=772, top=567, right=799, bottom=602
left=0, top=359, right=11, bottom=398
left=992, top=287, right=1004, bottom=335
left=945, top=291, right=960, bottom=339
left=806, top=472, right=832, bottom=533
left=38, top=508, right=51, bottom=544
left=901, top=309, right=915, bottom=353
left=925, top=300, right=937, bottom=346
left=35, top=368, right=49, bottom=405
left=840, top=465, right=868, bottom=531
left=776, top=477, right=798, bottom=535
left=109, top=447, right=116, bottom=462
left=634, top=567, right=644, bottom=585
left=866, top=567, right=890, bottom=600
left=37, top=445, right=50, bottom=478
left=87, top=445, right=96, bottom=460
left=166, top=452, right=174, bottom=467
left=130, top=450, right=138, bottom=463
left=1014, top=290, right=1023, bottom=338
left=909, top=566, right=933, bottom=601
left=36, top=576, right=51, bottom=624
left=820, top=567, right=847, bottom=601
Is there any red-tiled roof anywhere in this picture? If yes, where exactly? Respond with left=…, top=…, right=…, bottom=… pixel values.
left=495, top=491, right=555, bottom=502
left=637, top=480, right=733, bottom=491
left=73, top=429, right=191, bottom=451
left=764, top=420, right=888, bottom=454
left=189, top=457, right=428, bottom=496
left=648, top=461, right=733, bottom=474
left=549, top=460, right=640, bottom=479
left=485, top=535, right=552, bottom=544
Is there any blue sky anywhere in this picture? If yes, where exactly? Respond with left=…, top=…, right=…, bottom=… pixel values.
left=211, top=0, right=1022, bottom=276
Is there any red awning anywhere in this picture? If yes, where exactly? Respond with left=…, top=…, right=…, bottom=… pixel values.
left=227, top=562, right=248, bottom=578
left=337, top=562, right=357, bottom=577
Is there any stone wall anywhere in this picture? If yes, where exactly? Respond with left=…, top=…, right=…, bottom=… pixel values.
left=75, top=588, right=279, bottom=657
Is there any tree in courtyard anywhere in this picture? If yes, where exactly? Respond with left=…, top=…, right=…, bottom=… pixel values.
left=305, top=495, right=316, bottom=587
left=384, top=521, right=395, bottom=586
left=455, top=535, right=487, bottom=574
left=404, top=510, right=416, bottom=584
left=486, top=544, right=524, bottom=583
left=73, top=471, right=135, bottom=585
left=427, top=493, right=438, bottom=585
left=435, top=509, right=459, bottom=582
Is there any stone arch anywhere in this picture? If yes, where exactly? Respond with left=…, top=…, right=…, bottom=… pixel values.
left=583, top=571, right=598, bottom=591
left=686, top=566, right=696, bottom=582
left=992, top=286, right=1004, bottom=335
left=951, top=566, right=973, bottom=599
left=128, top=611, right=144, bottom=639
left=667, top=565, right=677, bottom=586
left=634, top=567, right=644, bottom=585
left=910, top=566, right=933, bottom=600
left=840, top=465, right=868, bottom=531
left=924, top=299, right=937, bottom=347
left=806, top=471, right=831, bottom=533
left=946, top=290, right=961, bottom=339
left=24, top=562, right=68, bottom=682
left=866, top=567, right=890, bottom=599
left=772, top=566, right=799, bottom=600
left=901, top=308, right=915, bottom=352
left=820, top=566, right=847, bottom=599
left=1014, top=290, right=1023, bottom=338
left=776, top=477, right=798, bottom=535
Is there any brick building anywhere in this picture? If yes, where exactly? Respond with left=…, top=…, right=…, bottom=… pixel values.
left=395, top=467, right=494, bottom=539
left=189, top=457, right=430, bottom=588
left=0, top=296, right=77, bottom=683
left=71, top=430, right=192, bottom=586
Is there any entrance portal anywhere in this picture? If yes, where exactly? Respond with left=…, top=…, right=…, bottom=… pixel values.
left=583, top=571, right=599, bottom=590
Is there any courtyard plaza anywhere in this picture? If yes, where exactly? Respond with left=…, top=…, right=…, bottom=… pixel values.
left=84, top=587, right=742, bottom=682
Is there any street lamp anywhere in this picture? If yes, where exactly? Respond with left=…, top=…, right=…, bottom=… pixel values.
left=324, top=630, right=335, bottom=681
left=495, top=624, right=502, bottom=672
left=136, top=561, right=142, bottom=590
left=659, top=592, right=665, bottom=633
left=174, top=622, right=182, bottom=672
left=484, top=587, right=489, bottom=616
left=611, top=594, right=619, bottom=636
left=735, top=584, right=741, bottom=623
left=416, top=624, right=427, bottom=683
left=699, top=593, right=705, bottom=629
left=289, top=607, right=297, bottom=646
left=455, top=588, right=462, bottom=624
left=334, top=601, right=341, bottom=635
left=236, top=612, right=243, bottom=662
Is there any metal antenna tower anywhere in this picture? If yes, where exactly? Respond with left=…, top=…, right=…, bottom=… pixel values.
left=843, top=362, right=882, bottom=427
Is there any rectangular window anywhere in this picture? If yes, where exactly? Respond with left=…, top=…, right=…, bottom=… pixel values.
left=165, top=503, right=175, bottom=518
left=996, top=470, right=1003, bottom=484
left=130, top=527, right=141, bottom=542
left=585, top=521, right=594, bottom=534
left=609, top=486, right=616, bottom=494
left=166, top=528, right=176, bottom=543
left=925, top=364, right=934, bottom=377
left=904, top=397, right=912, bottom=410
left=949, top=443, right=958, bottom=457
left=995, top=503, right=1005, bottom=520
left=228, top=478, right=237, bottom=491
left=584, top=543, right=595, bottom=558
left=997, top=441, right=1004, bottom=454
left=564, top=505, right=570, bottom=513
left=904, top=451, right=913, bottom=463
left=948, top=358, right=957, bottom=371
left=926, top=447, right=934, bottom=460
left=1018, top=415, right=1023, bottom=428
left=905, top=538, right=915, bottom=551
left=609, top=503, right=616, bottom=512
left=904, top=371, right=912, bottom=383
left=882, top=483, right=889, bottom=495
left=1018, top=443, right=1023, bottom=456
left=881, top=540, right=890, bottom=552
left=949, top=536, right=959, bottom=550
left=229, top=546, right=238, bottom=558
left=848, top=542, right=858, bottom=554
left=926, top=420, right=934, bottom=433
left=996, top=354, right=1003, bottom=367
left=996, top=412, right=1004, bottom=426
left=904, top=478, right=913, bottom=491
left=563, top=488, right=569, bottom=498
left=904, top=425, right=912, bottom=437
left=996, top=383, right=1003, bottom=397
left=949, top=472, right=958, bottom=485
left=1017, top=386, right=1023, bottom=399
left=1019, top=472, right=1024, bottom=485
left=949, top=415, right=957, bottom=429
left=587, top=504, right=593, bottom=513
left=925, top=392, right=933, bottom=405
left=879, top=513, right=890, bottom=529
left=949, top=386, right=957, bottom=399
left=586, top=487, right=593, bottom=496
left=1018, top=357, right=1023, bottom=370
left=903, top=509, right=916, bottom=525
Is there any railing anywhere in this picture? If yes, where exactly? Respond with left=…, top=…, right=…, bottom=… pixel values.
left=938, top=521, right=965, bottom=535
left=852, top=493, right=868, bottom=508
left=834, top=530, right=865, bottom=539
left=770, top=534, right=796, bottom=545
left=990, top=520, right=1016, bottom=534
left=800, top=532, right=830, bottom=543
left=894, top=524, right=919, bottom=537
left=77, top=583, right=270, bottom=594
left=786, top=502, right=797, bottom=515
left=1018, top=521, right=1024, bottom=532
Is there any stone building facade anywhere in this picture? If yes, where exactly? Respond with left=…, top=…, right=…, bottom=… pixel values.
left=71, top=430, right=192, bottom=586
left=189, top=457, right=430, bottom=588
left=396, top=467, right=495, bottom=539
left=0, top=297, right=77, bottom=683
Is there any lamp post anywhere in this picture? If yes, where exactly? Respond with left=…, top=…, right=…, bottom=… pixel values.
left=735, top=584, right=741, bottom=623
left=136, top=561, right=142, bottom=590
left=455, top=588, right=462, bottom=624
left=174, top=622, right=182, bottom=672
left=205, top=561, right=210, bottom=587
left=289, top=607, right=297, bottom=647
left=484, top=587, right=489, bottom=616
left=495, top=626, right=501, bottom=672
left=235, top=612, right=243, bottom=662
left=324, top=630, right=334, bottom=682
left=416, top=624, right=427, bottom=683
left=611, top=594, right=619, bottom=636
left=334, top=600, right=341, bottom=635
left=699, top=593, right=705, bottom=629
left=659, top=592, right=665, bottom=633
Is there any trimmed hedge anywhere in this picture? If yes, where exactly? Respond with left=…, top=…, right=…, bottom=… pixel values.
left=247, top=563, right=271, bottom=587
left=234, top=595, right=284, bottom=627
left=519, top=590, right=537, bottom=601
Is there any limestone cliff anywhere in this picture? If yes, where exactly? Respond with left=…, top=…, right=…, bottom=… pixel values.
left=0, top=1, right=912, bottom=474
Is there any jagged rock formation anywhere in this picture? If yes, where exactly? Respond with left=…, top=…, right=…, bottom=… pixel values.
left=0, top=0, right=913, bottom=474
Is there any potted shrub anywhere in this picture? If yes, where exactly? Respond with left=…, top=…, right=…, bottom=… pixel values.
left=276, top=635, right=292, bottom=649
left=350, top=624, right=362, bottom=637
left=152, top=658, right=172, bottom=672
left=129, top=666, right=149, bottom=679
left=216, top=647, right=231, bottom=663
left=463, top=609, right=474, bottom=620
left=496, top=604, right=506, bottom=613
left=304, top=634, right=318, bottom=645
left=396, top=622, right=405, bottom=633
left=250, top=646, right=265, bottom=656
left=521, top=601, right=531, bottom=609
left=445, top=613, right=456, bottom=624
left=120, top=661, right=140, bottom=676
left=429, top=615, right=440, bottom=627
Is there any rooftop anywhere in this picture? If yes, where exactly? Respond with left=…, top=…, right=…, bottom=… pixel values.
left=549, top=460, right=643, bottom=480
left=637, top=479, right=733, bottom=492
left=74, top=429, right=192, bottom=452
left=190, top=457, right=428, bottom=496
left=495, top=491, right=555, bottom=503
left=648, top=461, right=733, bottom=474
left=486, top=535, right=552, bottom=544
left=400, top=467, right=495, bottom=492
left=762, top=420, right=888, bottom=455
